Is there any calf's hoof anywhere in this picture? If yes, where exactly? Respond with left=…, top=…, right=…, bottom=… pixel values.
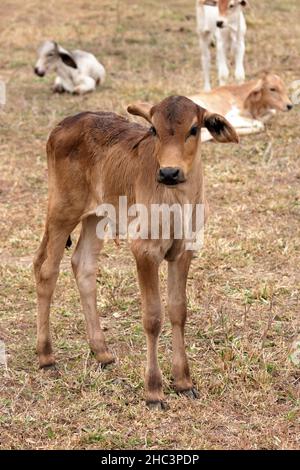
left=38, top=354, right=56, bottom=370
left=94, top=351, right=115, bottom=368
left=146, top=400, right=169, bottom=411
left=40, top=363, right=60, bottom=377
left=178, top=387, right=199, bottom=399
left=52, top=85, right=65, bottom=94
left=41, top=363, right=57, bottom=371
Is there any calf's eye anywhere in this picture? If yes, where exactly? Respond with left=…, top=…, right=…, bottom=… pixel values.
left=188, top=125, right=199, bottom=138
left=270, top=88, right=277, bottom=92
left=150, top=126, right=157, bottom=136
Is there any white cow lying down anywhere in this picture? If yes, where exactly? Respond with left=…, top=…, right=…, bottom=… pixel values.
left=189, top=73, right=293, bottom=142
left=34, top=41, right=106, bottom=95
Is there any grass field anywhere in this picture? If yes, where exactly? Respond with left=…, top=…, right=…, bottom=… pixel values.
left=0, top=0, right=300, bottom=450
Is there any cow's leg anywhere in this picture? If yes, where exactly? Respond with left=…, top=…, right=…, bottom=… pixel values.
left=199, top=32, right=212, bottom=91
left=168, top=251, right=198, bottom=398
left=34, top=221, right=76, bottom=368
left=234, top=35, right=246, bottom=83
left=53, top=76, right=65, bottom=93
left=71, top=215, right=114, bottom=366
left=73, top=77, right=96, bottom=95
left=216, top=30, right=229, bottom=86
left=227, top=114, right=265, bottom=135
left=132, top=243, right=164, bottom=408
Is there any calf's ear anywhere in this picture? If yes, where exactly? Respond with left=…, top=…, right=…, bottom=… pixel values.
left=245, top=78, right=263, bottom=105
left=59, top=52, right=78, bottom=69
left=127, top=102, right=153, bottom=124
left=52, top=41, right=59, bottom=53
left=203, top=111, right=239, bottom=143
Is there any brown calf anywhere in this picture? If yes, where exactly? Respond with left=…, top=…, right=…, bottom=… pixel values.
left=190, top=73, right=293, bottom=141
left=34, top=96, right=238, bottom=408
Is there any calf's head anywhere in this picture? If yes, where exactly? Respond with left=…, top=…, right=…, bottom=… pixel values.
left=245, top=73, right=293, bottom=115
left=217, top=0, right=248, bottom=28
left=34, top=41, right=77, bottom=77
left=128, top=96, right=238, bottom=187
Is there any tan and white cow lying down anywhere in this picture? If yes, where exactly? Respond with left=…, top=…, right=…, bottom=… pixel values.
left=190, top=73, right=293, bottom=142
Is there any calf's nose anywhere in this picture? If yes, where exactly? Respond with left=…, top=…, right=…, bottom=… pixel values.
left=34, top=67, right=45, bottom=77
left=158, top=167, right=182, bottom=186
left=216, top=20, right=224, bottom=28
left=287, top=104, right=293, bottom=111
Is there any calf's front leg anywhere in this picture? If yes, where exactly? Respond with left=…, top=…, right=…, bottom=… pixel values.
left=216, top=30, right=229, bottom=86
left=53, top=76, right=65, bottom=93
left=168, top=251, right=198, bottom=398
left=132, top=243, right=165, bottom=409
left=234, top=36, right=245, bottom=83
left=199, top=32, right=212, bottom=91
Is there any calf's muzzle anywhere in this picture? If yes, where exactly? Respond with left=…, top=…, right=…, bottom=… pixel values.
left=157, top=167, right=185, bottom=186
left=34, top=67, right=45, bottom=77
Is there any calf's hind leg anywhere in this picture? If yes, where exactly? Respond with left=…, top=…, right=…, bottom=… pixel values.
left=71, top=215, right=114, bottom=366
left=34, top=222, right=75, bottom=368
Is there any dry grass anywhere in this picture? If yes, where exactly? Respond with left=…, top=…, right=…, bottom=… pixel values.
left=0, top=0, right=300, bottom=450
